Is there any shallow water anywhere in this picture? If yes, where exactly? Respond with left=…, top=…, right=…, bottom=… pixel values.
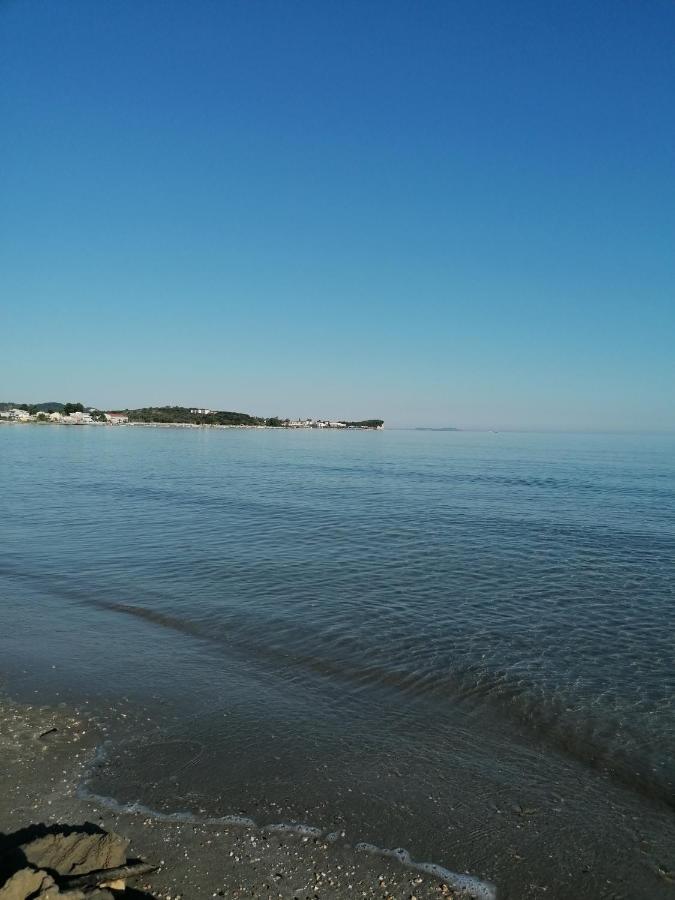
left=1, top=425, right=674, bottom=897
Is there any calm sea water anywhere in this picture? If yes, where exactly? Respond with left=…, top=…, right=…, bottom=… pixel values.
left=1, top=425, right=674, bottom=898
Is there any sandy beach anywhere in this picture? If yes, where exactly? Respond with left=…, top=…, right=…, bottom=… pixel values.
left=0, top=692, right=489, bottom=900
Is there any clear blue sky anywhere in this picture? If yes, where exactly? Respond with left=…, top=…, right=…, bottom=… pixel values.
left=1, top=0, right=673, bottom=428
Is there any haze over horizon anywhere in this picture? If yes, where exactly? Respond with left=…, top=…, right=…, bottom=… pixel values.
left=2, top=1, right=674, bottom=430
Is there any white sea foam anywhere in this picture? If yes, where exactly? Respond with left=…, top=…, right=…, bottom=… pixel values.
left=355, top=842, right=496, bottom=900
left=78, top=741, right=496, bottom=900
left=265, top=822, right=324, bottom=836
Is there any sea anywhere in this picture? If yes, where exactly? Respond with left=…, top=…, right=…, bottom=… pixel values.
left=1, top=424, right=673, bottom=899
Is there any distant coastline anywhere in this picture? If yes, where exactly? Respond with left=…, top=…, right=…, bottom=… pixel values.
left=0, top=402, right=384, bottom=430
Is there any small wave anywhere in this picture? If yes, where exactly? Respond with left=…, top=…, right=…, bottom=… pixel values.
left=78, top=742, right=495, bottom=900
left=355, top=842, right=495, bottom=899
left=87, top=599, right=674, bottom=810
left=90, top=600, right=207, bottom=640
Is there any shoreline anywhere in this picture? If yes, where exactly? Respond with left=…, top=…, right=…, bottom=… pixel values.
left=0, top=421, right=384, bottom=431
left=0, top=691, right=491, bottom=899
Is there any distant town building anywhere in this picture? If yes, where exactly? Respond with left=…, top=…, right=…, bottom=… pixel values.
left=9, top=408, right=30, bottom=420
left=49, top=411, right=63, bottom=421
left=105, top=411, right=129, bottom=424
left=189, top=408, right=211, bottom=414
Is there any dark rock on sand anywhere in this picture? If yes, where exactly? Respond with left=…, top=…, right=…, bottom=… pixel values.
left=0, top=824, right=156, bottom=900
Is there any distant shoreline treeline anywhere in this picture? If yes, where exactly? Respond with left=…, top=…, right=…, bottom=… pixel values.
left=0, top=402, right=384, bottom=429
left=128, top=406, right=262, bottom=426
left=127, top=408, right=384, bottom=428
left=0, top=401, right=66, bottom=413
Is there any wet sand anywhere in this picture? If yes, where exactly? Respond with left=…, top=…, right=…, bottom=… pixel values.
left=0, top=694, right=487, bottom=899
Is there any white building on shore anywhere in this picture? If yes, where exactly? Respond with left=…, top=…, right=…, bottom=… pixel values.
left=63, top=411, right=93, bottom=424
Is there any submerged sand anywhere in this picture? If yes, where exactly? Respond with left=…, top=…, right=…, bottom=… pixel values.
left=0, top=694, right=484, bottom=899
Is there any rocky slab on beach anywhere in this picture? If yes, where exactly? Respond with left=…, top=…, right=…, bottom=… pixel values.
left=0, top=823, right=156, bottom=899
